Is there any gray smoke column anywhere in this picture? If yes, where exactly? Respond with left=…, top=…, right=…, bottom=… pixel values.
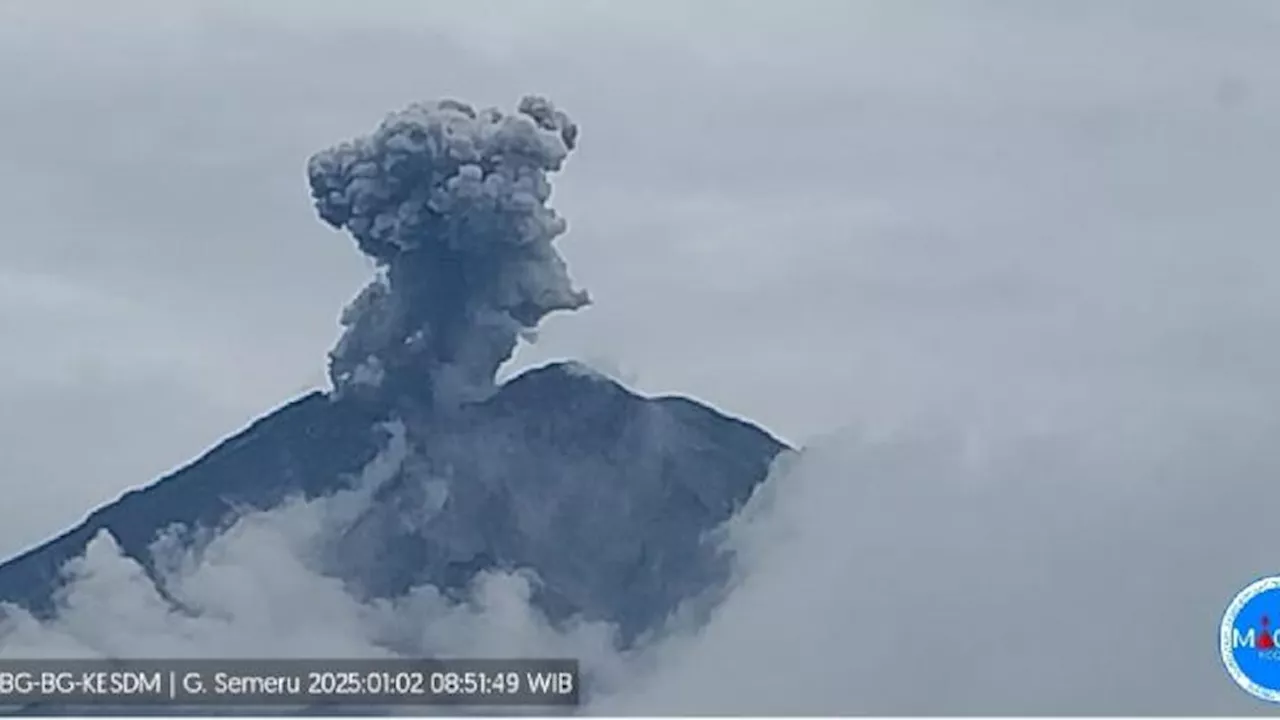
left=307, top=96, right=587, bottom=403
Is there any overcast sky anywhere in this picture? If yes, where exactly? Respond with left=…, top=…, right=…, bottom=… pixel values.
left=2, top=0, right=1279, bottom=612
left=7, top=1, right=1280, bottom=713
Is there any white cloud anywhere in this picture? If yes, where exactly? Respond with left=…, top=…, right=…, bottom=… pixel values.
left=605, top=393, right=1280, bottom=714
left=0, top=430, right=628, bottom=682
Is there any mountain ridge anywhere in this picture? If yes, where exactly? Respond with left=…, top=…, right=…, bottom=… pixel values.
left=0, top=361, right=788, bottom=643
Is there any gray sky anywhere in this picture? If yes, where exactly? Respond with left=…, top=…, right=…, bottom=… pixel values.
left=3, top=2, right=1280, bottom=710
left=4, top=0, right=1280, bottom=712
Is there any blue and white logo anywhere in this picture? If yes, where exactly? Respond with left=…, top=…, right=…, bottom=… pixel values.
left=1221, top=576, right=1280, bottom=702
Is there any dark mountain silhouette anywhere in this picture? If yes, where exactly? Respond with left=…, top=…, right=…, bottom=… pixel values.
left=0, top=362, right=786, bottom=644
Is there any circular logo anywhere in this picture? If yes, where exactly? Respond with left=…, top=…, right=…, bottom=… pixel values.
left=1221, top=576, right=1280, bottom=702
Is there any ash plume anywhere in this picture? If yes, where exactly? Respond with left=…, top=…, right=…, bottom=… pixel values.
left=307, top=96, right=587, bottom=404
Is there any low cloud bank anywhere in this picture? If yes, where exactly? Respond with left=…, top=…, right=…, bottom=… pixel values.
left=3, top=392, right=1274, bottom=714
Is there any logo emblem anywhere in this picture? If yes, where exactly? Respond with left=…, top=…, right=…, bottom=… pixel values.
left=1221, top=576, right=1280, bottom=702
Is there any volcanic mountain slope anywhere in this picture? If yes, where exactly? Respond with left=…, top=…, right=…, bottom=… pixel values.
left=0, top=94, right=789, bottom=649
left=0, top=361, right=786, bottom=644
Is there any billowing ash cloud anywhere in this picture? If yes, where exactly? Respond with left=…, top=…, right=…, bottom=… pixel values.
left=307, top=96, right=587, bottom=403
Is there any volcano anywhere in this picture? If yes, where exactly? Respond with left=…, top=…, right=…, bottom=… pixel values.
left=0, top=96, right=788, bottom=654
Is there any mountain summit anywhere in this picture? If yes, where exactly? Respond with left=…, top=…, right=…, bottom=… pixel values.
left=0, top=96, right=787, bottom=652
